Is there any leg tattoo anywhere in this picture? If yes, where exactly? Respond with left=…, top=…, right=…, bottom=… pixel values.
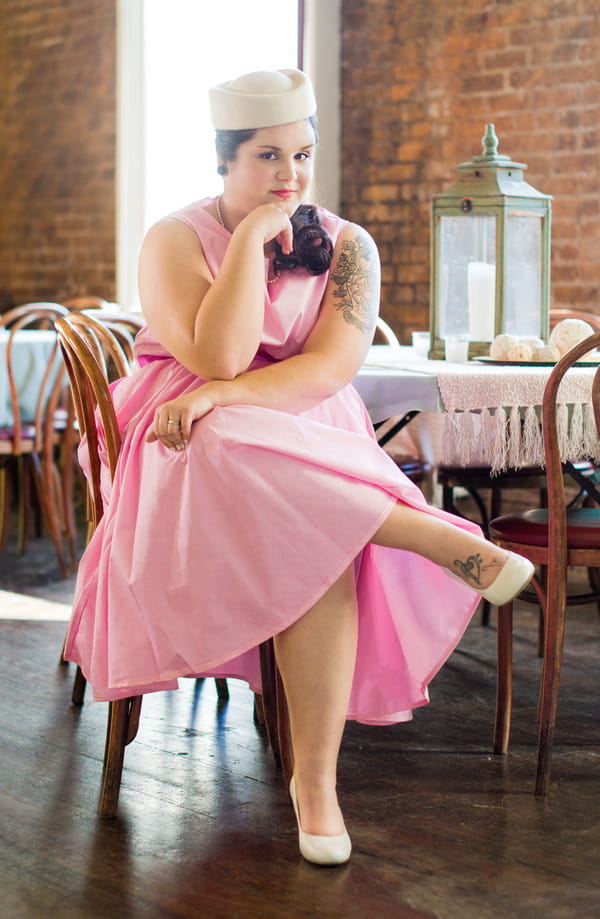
left=453, top=553, right=502, bottom=586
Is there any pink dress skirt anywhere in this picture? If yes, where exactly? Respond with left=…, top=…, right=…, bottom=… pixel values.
left=64, top=199, right=481, bottom=725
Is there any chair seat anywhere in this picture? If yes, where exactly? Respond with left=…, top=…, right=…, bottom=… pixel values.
left=0, top=424, right=36, bottom=440
left=490, top=507, right=600, bottom=548
left=438, top=464, right=547, bottom=485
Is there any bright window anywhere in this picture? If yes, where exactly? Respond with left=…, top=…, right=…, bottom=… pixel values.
left=116, top=1, right=342, bottom=309
left=143, top=0, right=300, bottom=227
left=117, top=0, right=299, bottom=306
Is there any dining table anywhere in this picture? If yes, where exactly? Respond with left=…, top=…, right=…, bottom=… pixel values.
left=0, top=328, right=60, bottom=428
left=354, top=345, right=600, bottom=475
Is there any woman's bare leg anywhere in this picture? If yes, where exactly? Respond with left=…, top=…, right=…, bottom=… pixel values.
left=273, top=565, right=357, bottom=837
left=274, top=503, right=513, bottom=840
left=372, top=500, right=509, bottom=590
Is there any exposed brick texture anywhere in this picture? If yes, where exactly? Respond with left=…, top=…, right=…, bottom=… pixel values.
left=0, top=0, right=116, bottom=308
left=1, top=1, right=598, bottom=335
left=341, top=0, right=600, bottom=342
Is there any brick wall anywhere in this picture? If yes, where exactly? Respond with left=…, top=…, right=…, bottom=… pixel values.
left=0, top=0, right=116, bottom=308
left=341, top=0, right=600, bottom=342
left=1, top=1, right=597, bottom=326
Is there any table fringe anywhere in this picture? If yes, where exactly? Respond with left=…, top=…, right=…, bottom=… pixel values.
left=442, top=403, right=600, bottom=475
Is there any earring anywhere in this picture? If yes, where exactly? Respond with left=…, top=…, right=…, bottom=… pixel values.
left=217, top=164, right=228, bottom=176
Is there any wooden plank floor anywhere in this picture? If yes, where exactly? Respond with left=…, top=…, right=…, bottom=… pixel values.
left=0, top=529, right=599, bottom=918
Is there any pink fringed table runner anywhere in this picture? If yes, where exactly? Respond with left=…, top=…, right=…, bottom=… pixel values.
left=435, top=362, right=600, bottom=474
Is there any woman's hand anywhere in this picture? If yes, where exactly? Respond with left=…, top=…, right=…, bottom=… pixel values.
left=145, top=383, right=221, bottom=450
left=240, top=203, right=293, bottom=255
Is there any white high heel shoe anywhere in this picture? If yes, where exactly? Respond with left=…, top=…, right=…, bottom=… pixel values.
left=289, top=777, right=352, bottom=866
left=446, top=550, right=534, bottom=605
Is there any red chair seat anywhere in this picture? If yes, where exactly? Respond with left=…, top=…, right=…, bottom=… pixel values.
left=490, top=507, right=600, bottom=548
left=0, top=424, right=37, bottom=441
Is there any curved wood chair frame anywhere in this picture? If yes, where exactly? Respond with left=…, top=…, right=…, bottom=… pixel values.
left=489, top=331, right=600, bottom=794
left=61, top=296, right=112, bottom=311
left=0, top=304, right=76, bottom=573
left=55, top=312, right=292, bottom=817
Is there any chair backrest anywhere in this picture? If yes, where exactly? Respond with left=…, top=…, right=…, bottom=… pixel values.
left=62, top=296, right=111, bottom=311
left=55, top=313, right=133, bottom=530
left=0, top=302, right=69, bottom=329
left=374, top=316, right=400, bottom=347
left=1, top=306, right=70, bottom=453
left=542, top=331, right=600, bottom=568
left=80, top=309, right=145, bottom=363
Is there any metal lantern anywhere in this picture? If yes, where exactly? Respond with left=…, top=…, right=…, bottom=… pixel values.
left=429, top=124, right=552, bottom=359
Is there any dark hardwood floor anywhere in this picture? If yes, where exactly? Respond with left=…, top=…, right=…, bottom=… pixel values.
left=0, top=514, right=599, bottom=919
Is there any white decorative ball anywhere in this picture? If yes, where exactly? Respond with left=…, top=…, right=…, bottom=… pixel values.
left=521, top=337, right=544, bottom=350
left=489, top=334, right=519, bottom=359
left=549, top=318, right=595, bottom=355
left=505, top=342, right=534, bottom=361
left=531, top=343, right=560, bottom=362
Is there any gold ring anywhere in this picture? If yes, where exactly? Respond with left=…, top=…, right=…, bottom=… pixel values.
left=167, top=419, right=181, bottom=426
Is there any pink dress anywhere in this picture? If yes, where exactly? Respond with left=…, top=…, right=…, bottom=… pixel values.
left=64, top=198, right=481, bottom=724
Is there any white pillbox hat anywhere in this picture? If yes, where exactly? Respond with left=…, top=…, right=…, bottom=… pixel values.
left=209, top=69, right=317, bottom=130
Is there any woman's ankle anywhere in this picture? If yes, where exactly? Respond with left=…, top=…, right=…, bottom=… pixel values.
left=449, top=546, right=508, bottom=590
left=291, top=774, right=345, bottom=837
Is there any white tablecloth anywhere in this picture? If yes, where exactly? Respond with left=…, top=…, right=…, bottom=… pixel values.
left=355, top=346, right=600, bottom=473
left=0, top=329, right=60, bottom=428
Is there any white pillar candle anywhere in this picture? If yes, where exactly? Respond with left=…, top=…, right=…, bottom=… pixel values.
left=468, top=261, right=496, bottom=340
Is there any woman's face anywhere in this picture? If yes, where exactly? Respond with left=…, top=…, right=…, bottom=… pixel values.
left=224, top=119, right=316, bottom=217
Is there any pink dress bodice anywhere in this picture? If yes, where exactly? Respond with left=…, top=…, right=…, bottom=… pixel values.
left=134, top=197, right=346, bottom=366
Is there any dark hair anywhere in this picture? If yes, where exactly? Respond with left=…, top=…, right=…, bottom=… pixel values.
left=214, top=115, right=333, bottom=276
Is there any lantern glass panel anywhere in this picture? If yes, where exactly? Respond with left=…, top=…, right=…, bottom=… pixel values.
left=504, top=213, right=542, bottom=336
left=438, top=216, right=496, bottom=339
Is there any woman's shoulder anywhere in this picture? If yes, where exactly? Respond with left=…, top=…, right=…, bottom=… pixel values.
left=314, top=206, right=372, bottom=245
left=314, top=204, right=347, bottom=237
left=167, top=197, right=219, bottom=233
left=316, top=206, right=376, bottom=252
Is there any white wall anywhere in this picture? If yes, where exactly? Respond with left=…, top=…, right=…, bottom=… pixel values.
left=303, top=0, right=342, bottom=212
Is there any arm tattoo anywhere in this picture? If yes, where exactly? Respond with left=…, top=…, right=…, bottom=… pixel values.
left=331, top=238, right=378, bottom=333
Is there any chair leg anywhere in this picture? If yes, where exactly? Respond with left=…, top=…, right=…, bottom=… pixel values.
left=587, top=566, right=600, bottom=617
left=16, top=455, right=29, bottom=554
left=214, top=677, right=229, bottom=700
left=493, top=601, right=513, bottom=754
left=99, top=695, right=143, bottom=818
left=275, top=663, right=294, bottom=786
left=258, top=638, right=294, bottom=783
left=71, top=666, right=87, bottom=706
left=537, top=568, right=547, bottom=658
left=60, top=409, right=79, bottom=571
left=0, top=466, right=10, bottom=552
left=535, top=590, right=568, bottom=796
left=253, top=692, right=266, bottom=726
left=259, top=640, right=282, bottom=767
left=40, top=453, right=70, bottom=577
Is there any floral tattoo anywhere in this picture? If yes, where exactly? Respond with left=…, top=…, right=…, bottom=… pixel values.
left=331, top=238, right=377, bottom=334
left=453, top=553, right=501, bottom=586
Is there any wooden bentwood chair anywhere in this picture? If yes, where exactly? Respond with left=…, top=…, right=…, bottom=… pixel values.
left=0, top=303, right=77, bottom=575
left=437, top=309, right=600, bottom=626
left=55, top=312, right=292, bottom=817
left=489, top=330, right=600, bottom=795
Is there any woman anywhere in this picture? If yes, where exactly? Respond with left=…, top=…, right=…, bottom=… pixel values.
left=65, top=69, right=533, bottom=865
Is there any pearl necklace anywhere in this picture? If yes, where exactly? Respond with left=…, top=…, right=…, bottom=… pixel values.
left=215, top=196, right=280, bottom=285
